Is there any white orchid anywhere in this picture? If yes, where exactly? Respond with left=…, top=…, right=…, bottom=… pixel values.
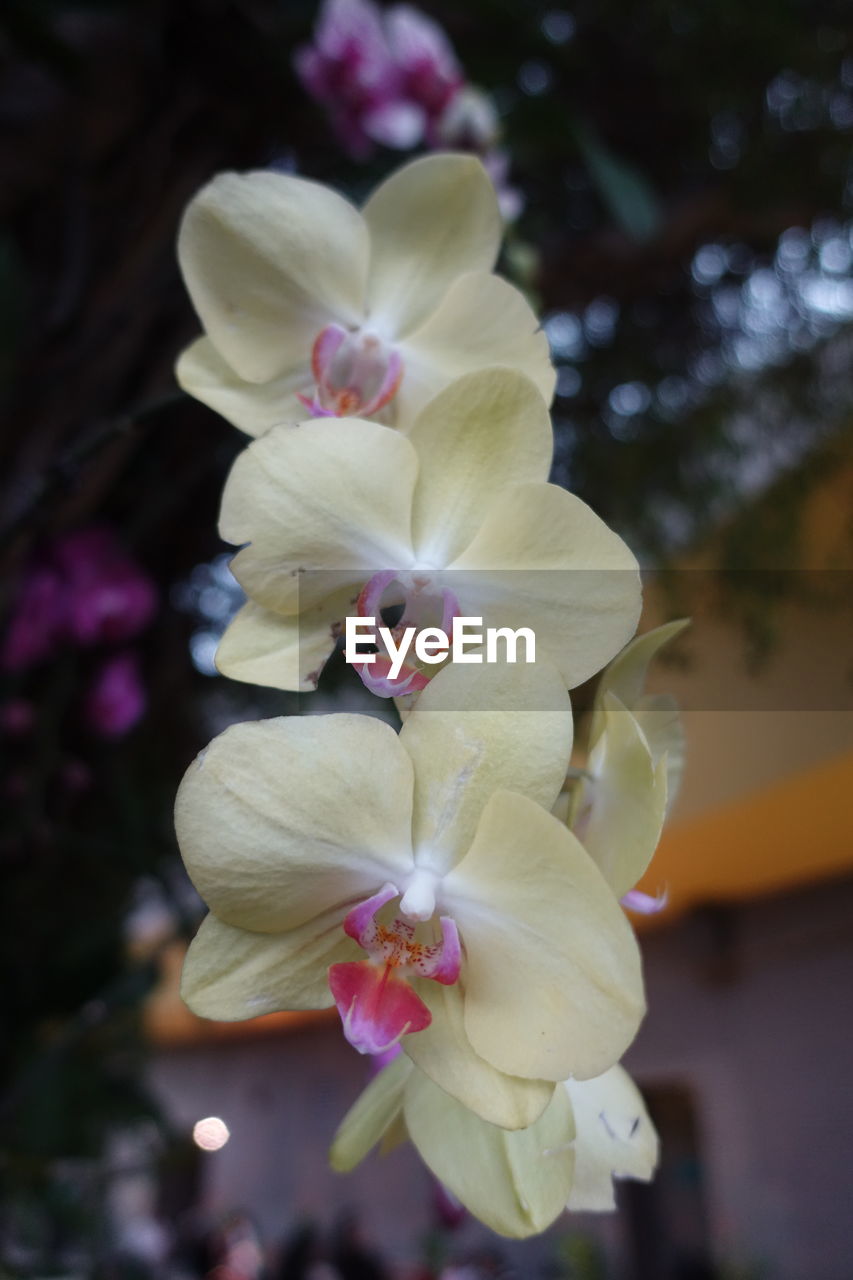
left=176, top=153, right=554, bottom=437
left=555, top=620, right=689, bottom=909
left=176, top=661, right=645, bottom=1131
left=214, top=366, right=641, bottom=698
left=331, top=1051, right=658, bottom=1238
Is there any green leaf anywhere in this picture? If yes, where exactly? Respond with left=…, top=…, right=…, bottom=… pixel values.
left=576, top=123, right=662, bottom=244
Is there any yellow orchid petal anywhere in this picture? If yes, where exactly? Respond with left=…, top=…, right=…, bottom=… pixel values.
left=595, top=619, right=689, bottom=715
left=399, top=659, right=572, bottom=874
left=445, top=791, right=645, bottom=1082
left=329, top=1054, right=413, bottom=1173
left=175, top=716, right=414, bottom=933
left=633, top=691, right=686, bottom=814
left=406, top=368, right=553, bottom=567
left=403, top=1068, right=574, bottom=1239
left=449, top=482, right=642, bottom=688
left=181, top=910, right=358, bottom=1020
left=220, top=419, right=418, bottom=615
left=591, top=621, right=688, bottom=812
left=363, top=154, right=502, bottom=338
left=178, top=170, right=368, bottom=382
left=403, top=980, right=556, bottom=1130
left=175, top=337, right=307, bottom=438
left=565, top=1065, right=659, bottom=1211
left=397, top=271, right=556, bottom=426
left=216, top=593, right=356, bottom=693
left=591, top=619, right=688, bottom=743
left=582, top=692, right=669, bottom=898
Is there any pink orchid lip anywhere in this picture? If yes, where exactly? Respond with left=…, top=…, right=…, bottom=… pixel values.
left=329, top=961, right=431, bottom=1055
left=298, top=323, right=404, bottom=419
left=329, top=881, right=462, bottom=1055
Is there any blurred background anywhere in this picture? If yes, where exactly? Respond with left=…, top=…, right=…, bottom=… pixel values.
left=1, top=0, right=852, bottom=1276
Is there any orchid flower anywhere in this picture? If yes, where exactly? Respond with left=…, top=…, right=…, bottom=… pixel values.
left=555, top=620, right=689, bottom=907
left=330, top=1051, right=658, bottom=1238
left=294, top=0, right=412, bottom=159
left=213, top=367, right=641, bottom=699
left=176, top=661, right=645, bottom=1131
left=293, top=0, right=463, bottom=158
left=176, top=154, right=554, bottom=438
left=385, top=4, right=463, bottom=128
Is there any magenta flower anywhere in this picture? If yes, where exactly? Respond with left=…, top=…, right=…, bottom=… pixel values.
left=56, top=529, right=157, bottom=647
left=385, top=4, right=463, bottom=124
left=294, top=0, right=419, bottom=157
left=3, top=528, right=156, bottom=672
left=295, top=0, right=466, bottom=158
left=2, top=567, right=66, bottom=671
left=84, top=651, right=146, bottom=738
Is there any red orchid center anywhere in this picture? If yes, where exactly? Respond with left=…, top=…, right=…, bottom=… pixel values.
left=328, top=881, right=462, bottom=1056
left=298, top=323, right=403, bottom=418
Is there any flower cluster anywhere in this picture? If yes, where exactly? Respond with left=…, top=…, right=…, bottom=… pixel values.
left=3, top=527, right=156, bottom=739
left=294, top=0, right=521, bottom=217
left=175, top=146, right=686, bottom=1238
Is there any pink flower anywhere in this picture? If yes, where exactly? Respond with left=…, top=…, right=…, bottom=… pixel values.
left=84, top=651, right=146, bottom=738
left=294, top=0, right=465, bottom=157
left=56, top=529, right=157, bottom=647
left=294, top=0, right=416, bottom=157
left=2, top=528, right=156, bottom=672
left=2, top=567, right=66, bottom=671
left=386, top=5, right=463, bottom=123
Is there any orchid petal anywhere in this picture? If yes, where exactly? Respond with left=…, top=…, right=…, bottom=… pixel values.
left=175, top=715, right=414, bottom=932
left=405, top=369, right=553, bottom=567
left=444, top=790, right=645, bottom=1082
left=175, top=337, right=308, bottom=438
left=403, top=1068, right=574, bottom=1239
left=397, top=272, right=556, bottom=427
left=590, top=621, right=688, bottom=813
left=449, top=482, right=642, bottom=688
left=354, top=655, right=431, bottom=698
left=565, top=1065, right=659, bottom=1211
left=215, top=593, right=356, bottom=693
left=582, top=692, right=668, bottom=898
left=594, top=619, right=689, bottom=721
left=181, top=910, right=358, bottom=1020
left=633, top=692, right=686, bottom=815
left=330, top=1053, right=414, bottom=1173
left=403, top=979, right=555, bottom=1130
left=363, top=154, right=502, bottom=338
left=220, top=419, right=418, bottom=615
left=178, top=170, right=368, bottom=382
left=399, top=659, right=572, bottom=875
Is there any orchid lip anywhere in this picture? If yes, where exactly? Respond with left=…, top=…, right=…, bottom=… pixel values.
left=329, top=880, right=462, bottom=1055
left=300, top=323, right=404, bottom=419
left=351, top=570, right=460, bottom=699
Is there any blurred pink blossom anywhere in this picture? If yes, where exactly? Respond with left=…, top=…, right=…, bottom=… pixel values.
left=2, top=566, right=66, bottom=671
left=85, top=651, right=146, bottom=738
left=295, top=0, right=522, bottom=218
left=296, top=0, right=463, bottom=157
left=294, top=0, right=413, bottom=157
left=386, top=4, right=463, bottom=123
left=56, top=528, right=157, bottom=646
left=2, top=527, right=156, bottom=672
